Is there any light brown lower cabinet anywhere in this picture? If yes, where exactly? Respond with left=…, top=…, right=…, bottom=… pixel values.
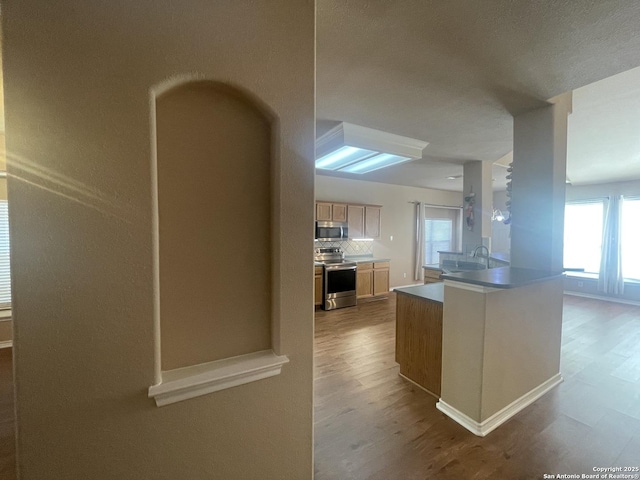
left=423, top=267, right=443, bottom=284
left=357, top=261, right=390, bottom=299
left=314, top=266, right=323, bottom=306
left=373, top=266, right=390, bottom=296
left=356, top=263, right=374, bottom=298
left=395, top=291, right=443, bottom=397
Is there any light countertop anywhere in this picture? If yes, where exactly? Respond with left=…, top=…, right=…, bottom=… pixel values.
left=440, top=266, right=563, bottom=289
left=422, top=264, right=442, bottom=271
left=344, top=256, right=390, bottom=264
left=394, top=283, right=444, bottom=303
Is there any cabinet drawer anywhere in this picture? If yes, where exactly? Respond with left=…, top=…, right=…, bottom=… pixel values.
left=358, top=262, right=373, bottom=271
left=314, top=266, right=323, bottom=275
left=374, top=262, right=389, bottom=270
left=424, top=277, right=443, bottom=284
left=423, top=269, right=442, bottom=279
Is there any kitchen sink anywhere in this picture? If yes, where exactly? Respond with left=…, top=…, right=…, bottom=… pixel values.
left=441, top=259, right=488, bottom=273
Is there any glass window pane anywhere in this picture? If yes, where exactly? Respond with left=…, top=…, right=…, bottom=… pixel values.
left=622, top=198, right=640, bottom=280
left=0, top=201, right=10, bottom=307
left=424, top=219, right=452, bottom=265
left=563, top=202, right=603, bottom=274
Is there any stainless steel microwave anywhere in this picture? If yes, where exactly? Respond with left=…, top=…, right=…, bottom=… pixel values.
left=315, top=221, right=349, bottom=241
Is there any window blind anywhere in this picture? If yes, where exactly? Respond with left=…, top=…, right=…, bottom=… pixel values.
left=424, top=218, right=453, bottom=265
left=0, top=201, right=11, bottom=308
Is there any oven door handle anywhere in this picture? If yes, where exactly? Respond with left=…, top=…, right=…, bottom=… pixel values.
left=325, top=265, right=357, bottom=271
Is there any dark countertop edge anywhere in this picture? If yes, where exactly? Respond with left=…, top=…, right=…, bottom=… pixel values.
left=394, top=283, right=444, bottom=303
left=437, top=251, right=510, bottom=265
left=440, top=266, right=564, bottom=289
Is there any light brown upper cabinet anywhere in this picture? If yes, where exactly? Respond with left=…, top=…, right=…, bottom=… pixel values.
left=316, top=202, right=347, bottom=222
left=332, top=203, right=347, bottom=222
left=347, top=205, right=365, bottom=238
left=365, top=206, right=381, bottom=238
left=347, top=204, right=381, bottom=239
left=316, top=202, right=332, bottom=221
left=318, top=201, right=382, bottom=239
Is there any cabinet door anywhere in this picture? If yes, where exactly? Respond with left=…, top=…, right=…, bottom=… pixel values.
left=373, top=268, right=389, bottom=296
left=365, top=206, right=381, bottom=238
left=314, top=274, right=323, bottom=306
left=356, top=269, right=373, bottom=298
left=316, top=202, right=332, bottom=222
left=423, top=268, right=443, bottom=284
left=332, top=203, right=347, bottom=222
left=347, top=205, right=365, bottom=239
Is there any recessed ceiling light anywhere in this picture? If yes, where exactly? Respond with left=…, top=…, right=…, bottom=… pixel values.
left=315, top=123, right=428, bottom=174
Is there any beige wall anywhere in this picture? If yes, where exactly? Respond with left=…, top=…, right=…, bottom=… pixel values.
left=462, top=160, right=493, bottom=250
left=0, top=321, right=11, bottom=344
left=491, top=190, right=511, bottom=256
left=440, top=287, right=486, bottom=419
left=441, top=278, right=563, bottom=423
left=481, top=278, right=563, bottom=419
left=0, top=29, right=8, bottom=342
left=511, top=100, right=569, bottom=272
left=156, top=83, right=272, bottom=370
left=3, top=2, right=315, bottom=479
left=566, top=179, right=640, bottom=202
left=315, top=175, right=461, bottom=287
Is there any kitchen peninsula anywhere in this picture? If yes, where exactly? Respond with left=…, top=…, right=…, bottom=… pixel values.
left=395, top=266, right=564, bottom=436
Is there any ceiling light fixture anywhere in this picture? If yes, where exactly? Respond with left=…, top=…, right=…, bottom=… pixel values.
left=492, top=209, right=505, bottom=222
left=315, top=122, right=428, bottom=174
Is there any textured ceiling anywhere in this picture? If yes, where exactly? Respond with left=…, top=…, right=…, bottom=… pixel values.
left=567, top=66, right=640, bottom=186
left=316, top=0, right=640, bottom=191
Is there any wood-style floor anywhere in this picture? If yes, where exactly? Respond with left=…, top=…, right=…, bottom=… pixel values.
left=315, top=293, right=640, bottom=480
left=0, top=294, right=638, bottom=479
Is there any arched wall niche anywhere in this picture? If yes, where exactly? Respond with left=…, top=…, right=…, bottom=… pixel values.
left=148, top=78, right=288, bottom=407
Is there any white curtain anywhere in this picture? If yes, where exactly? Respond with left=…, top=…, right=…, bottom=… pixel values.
left=414, top=202, right=424, bottom=281
left=598, top=195, right=624, bottom=295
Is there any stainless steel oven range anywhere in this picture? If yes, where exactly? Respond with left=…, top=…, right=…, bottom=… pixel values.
left=314, top=247, right=357, bottom=310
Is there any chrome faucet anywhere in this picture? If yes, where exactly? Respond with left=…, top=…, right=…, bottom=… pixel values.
left=472, top=245, right=490, bottom=268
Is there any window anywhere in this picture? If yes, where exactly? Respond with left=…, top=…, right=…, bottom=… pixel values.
left=563, top=202, right=603, bottom=274
left=0, top=201, right=10, bottom=309
left=424, top=219, right=453, bottom=265
left=621, top=198, right=640, bottom=281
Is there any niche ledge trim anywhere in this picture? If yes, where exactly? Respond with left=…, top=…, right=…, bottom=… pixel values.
left=148, top=350, right=289, bottom=407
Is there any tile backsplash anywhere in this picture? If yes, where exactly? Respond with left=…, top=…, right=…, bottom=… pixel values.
left=315, top=240, right=374, bottom=256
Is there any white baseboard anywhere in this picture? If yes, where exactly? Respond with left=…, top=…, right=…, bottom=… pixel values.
left=564, top=291, right=640, bottom=307
left=0, top=340, right=12, bottom=349
left=436, top=373, right=563, bottom=436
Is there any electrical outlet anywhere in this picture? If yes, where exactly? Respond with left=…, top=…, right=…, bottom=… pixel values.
left=577, top=281, right=584, bottom=288
left=403, top=273, right=407, bottom=278
left=390, top=235, right=393, bottom=241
